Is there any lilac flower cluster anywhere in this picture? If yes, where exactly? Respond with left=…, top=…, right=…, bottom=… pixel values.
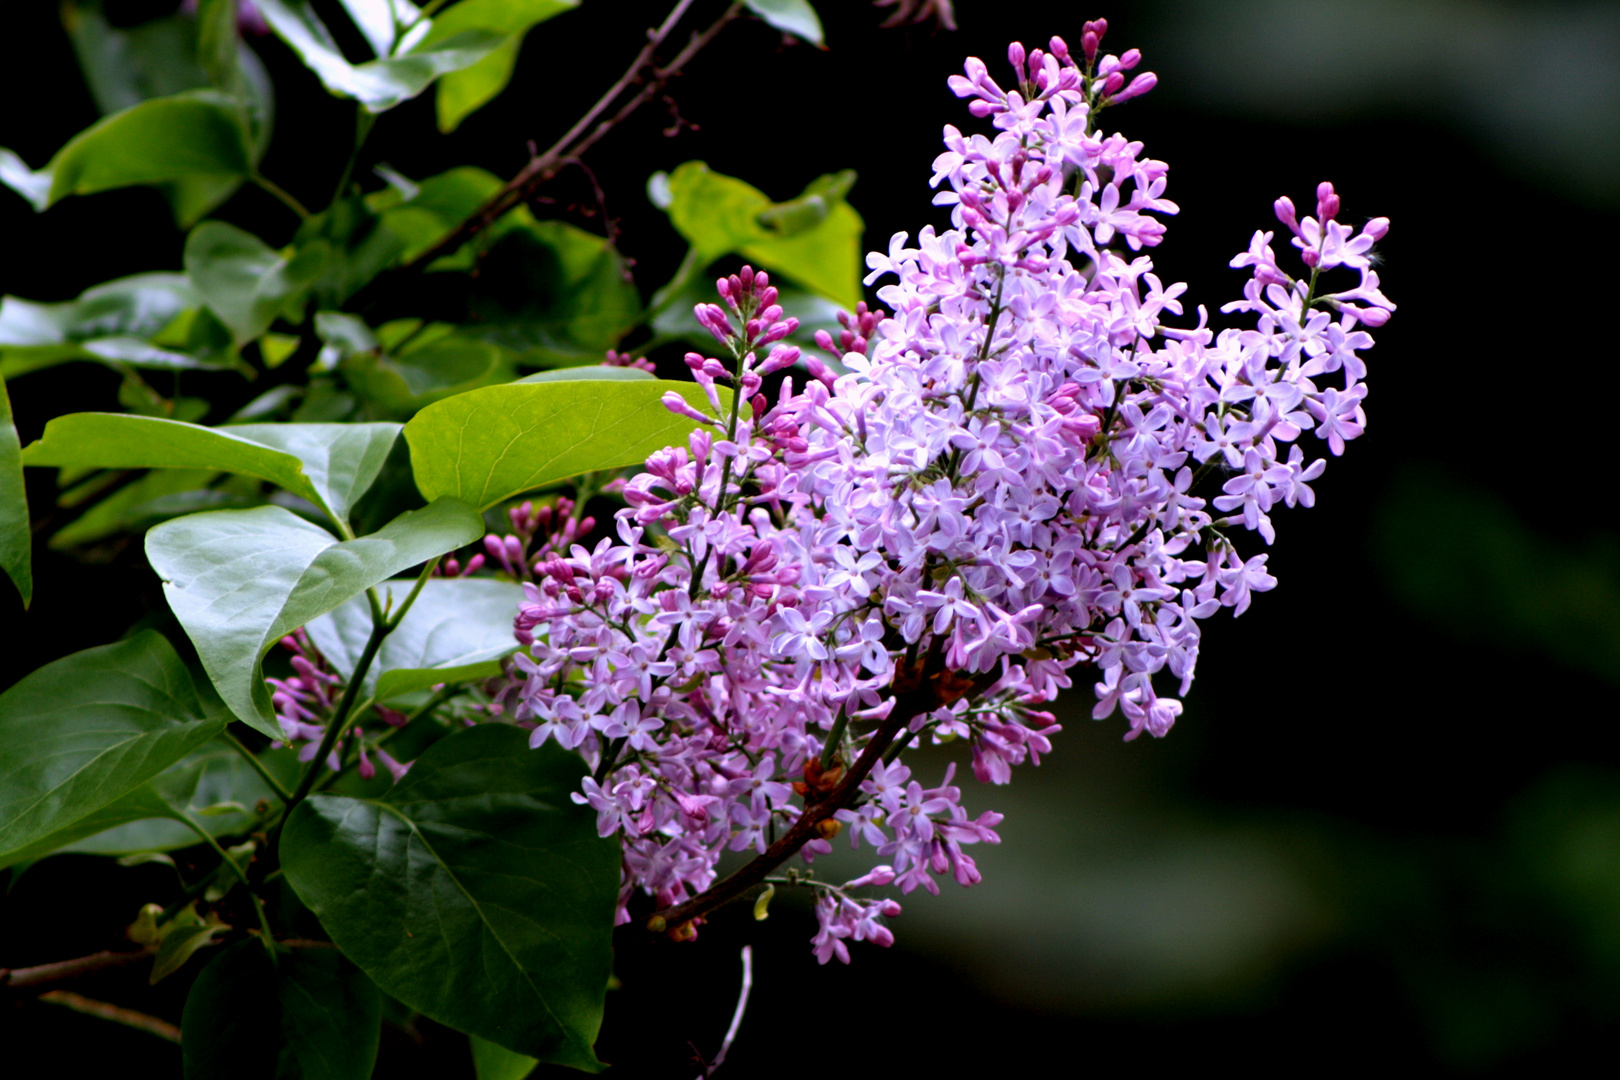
left=268, top=630, right=409, bottom=783
left=504, top=22, right=1393, bottom=959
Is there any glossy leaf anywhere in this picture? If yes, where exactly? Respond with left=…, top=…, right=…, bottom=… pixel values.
left=184, top=222, right=328, bottom=346
left=21, top=415, right=401, bottom=525
left=281, top=725, right=618, bottom=1069
left=660, top=162, right=862, bottom=306
left=183, top=940, right=381, bottom=1080
left=337, top=0, right=425, bottom=57
left=743, top=0, right=824, bottom=45
left=404, top=380, right=731, bottom=511
left=147, top=500, right=482, bottom=736
left=0, top=273, right=233, bottom=379
left=472, top=1036, right=538, bottom=1080
left=0, top=632, right=225, bottom=864
left=0, top=373, right=28, bottom=607
left=305, top=577, right=526, bottom=701
left=256, top=0, right=504, bottom=113
left=514, top=366, right=652, bottom=383
left=19, top=91, right=253, bottom=226
left=427, top=0, right=581, bottom=132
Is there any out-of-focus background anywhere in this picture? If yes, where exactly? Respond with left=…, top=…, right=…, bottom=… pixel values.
left=3, top=1, right=1618, bottom=1075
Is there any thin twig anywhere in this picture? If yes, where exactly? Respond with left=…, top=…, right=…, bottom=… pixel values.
left=1, top=948, right=155, bottom=991
left=397, top=1, right=742, bottom=274
left=37, top=991, right=181, bottom=1044
left=698, top=946, right=753, bottom=1078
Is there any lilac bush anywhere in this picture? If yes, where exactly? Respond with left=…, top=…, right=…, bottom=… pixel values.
left=497, top=20, right=1395, bottom=960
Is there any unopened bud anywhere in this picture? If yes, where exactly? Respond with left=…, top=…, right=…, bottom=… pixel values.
left=753, top=884, right=775, bottom=921
left=816, top=818, right=842, bottom=841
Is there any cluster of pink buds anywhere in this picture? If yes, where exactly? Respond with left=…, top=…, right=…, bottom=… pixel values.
left=267, top=632, right=408, bottom=781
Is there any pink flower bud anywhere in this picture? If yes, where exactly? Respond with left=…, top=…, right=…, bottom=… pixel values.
left=1316, top=181, right=1339, bottom=222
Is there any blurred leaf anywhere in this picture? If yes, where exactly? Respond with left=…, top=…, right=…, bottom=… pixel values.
left=281, top=725, right=617, bottom=1070
left=337, top=0, right=426, bottom=57
left=514, top=366, right=652, bottom=383
left=464, top=221, right=641, bottom=366
left=48, top=468, right=242, bottom=550
left=652, top=280, right=842, bottom=357
left=184, top=222, right=328, bottom=347
left=0, top=632, right=225, bottom=865
left=299, top=196, right=409, bottom=307
left=1376, top=466, right=1620, bottom=684
left=147, top=500, right=483, bottom=736
left=742, top=0, right=824, bottom=45
left=182, top=940, right=382, bottom=1080
left=0, top=273, right=237, bottom=379
left=152, top=918, right=229, bottom=984
left=62, top=3, right=210, bottom=115
left=0, top=373, right=28, bottom=607
left=304, top=577, right=525, bottom=701
left=427, top=0, right=581, bottom=133
left=22, top=415, right=402, bottom=525
left=343, top=337, right=512, bottom=415
left=471, top=1036, right=538, bottom=1080
left=404, top=380, right=730, bottom=511
left=255, top=0, right=504, bottom=113
left=0, top=91, right=255, bottom=226
left=660, top=162, right=862, bottom=306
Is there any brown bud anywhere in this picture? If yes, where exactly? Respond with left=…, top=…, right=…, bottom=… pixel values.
left=816, top=818, right=842, bottom=842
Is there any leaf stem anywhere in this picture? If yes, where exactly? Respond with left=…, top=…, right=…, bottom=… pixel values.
left=223, top=731, right=293, bottom=802
left=250, top=172, right=312, bottom=221
left=176, top=810, right=277, bottom=956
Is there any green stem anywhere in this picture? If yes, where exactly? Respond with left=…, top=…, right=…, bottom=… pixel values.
left=820, top=708, right=849, bottom=768
left=251, top=173, right=312, bottom=220
left=223, top=731, right=292, bottom=803
left=328, top=108, right=377, bottom=209
left=176, top=811, right=277, bottom=958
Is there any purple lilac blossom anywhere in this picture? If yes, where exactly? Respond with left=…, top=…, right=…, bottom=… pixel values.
left=500, top=25, right=1394, bottom=961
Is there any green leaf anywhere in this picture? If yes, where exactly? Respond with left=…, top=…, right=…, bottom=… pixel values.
left=660, top=162, right=862, bottom=306
left=0, top=632, right=226, bottom=864
left=463, top=221, right=642, bottom=366
left=147, top=500, right=484, bottom=736
left=472, top=1036, right=538, bottom=1080
left=404, top=380, right=731, bottom=511
left=256, top=0, right=505, bottom=113
left=281, top=725, right=617, bottom=1069
left=304, top=577, right=526, bottom=701
left=514, top=366, right=652, bottom=383
left=21, top=415, right=401, bottom=525
left=0, top=273, right=235, bottom=379
left=62, top=4, right=210, bottom=115
left=743, top=0, right=824, bottom=45
left=152, top=918, right=229, bottom=984
left=337, top=0, right=425, bottom=57
left=184, top=222, right=328, bottom=347
left=0, top=373, right=28, bottom=607
left=183, top=940, right=381, bottom=1080
left=427, top=0, right=581, bottom=132
left=341, top=336, right=513, bottom=415
left=37, top=91, right=253, bottom=225
left=47, top=469, right=265, bottom=552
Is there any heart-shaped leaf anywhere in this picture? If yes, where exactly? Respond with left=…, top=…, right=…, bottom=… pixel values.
left=256, top=0, right=504, bottom=113
left=184, top=221, right=328, bottom=346
left=281, top=725, right=617, bottom=1070
left=147, top=500, right=484, bottom=736
left=22, top=415, right=401, bottom=525
left=304, top=577, right=526, bottom=701
left=182, top=940, right=381, bottom=1080
left=404, top=380, right=730, bottom=511
left=0, top=632, right=226, bottom=864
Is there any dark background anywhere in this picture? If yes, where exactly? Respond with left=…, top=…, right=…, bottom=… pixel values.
left=4, top=0, right=1620, bottom=1075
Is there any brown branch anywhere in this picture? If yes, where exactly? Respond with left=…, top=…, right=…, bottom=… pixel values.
left=646, top=657, right=1005, bottom=932
left=0, top=947, right=155, bottom=992
left=38, top=991, right=181, bottom=1044
left=399, top=0, right=744, bottom=275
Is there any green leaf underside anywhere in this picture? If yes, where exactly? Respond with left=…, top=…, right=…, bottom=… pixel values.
left=255, top=0, right=505, bottom=113
left=146, top=500, right=484, bottom=737
left=428, top=0, right=581, bottom=133
left=183, top=941, right=381, bottom=1080
left=0, top=632, right=224, bottom=864
left=471, top=1035, right=539, bottom=1080
left=404, top=380, right=731, bottom=511
left=0, top=273, right=220, bottom=379
left=184, top=221, right=327, bottom=347
left=0, top=373, right=29, bottom=606
left=304, top=577, right=526, bottom=701
left=21, top=414, right=401, bottom=525
left=281, top=725, right=618, bottom=1069
left=0, top=743, right=295, bottom=869
left=742, top=0, right=824, bottom=45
